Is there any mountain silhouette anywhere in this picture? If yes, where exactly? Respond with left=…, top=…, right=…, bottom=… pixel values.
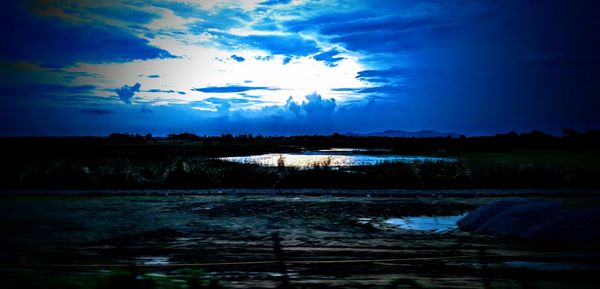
left=347, top=129, right=460, bottom=138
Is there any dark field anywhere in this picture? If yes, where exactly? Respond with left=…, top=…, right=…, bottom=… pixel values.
left=1, top=132, right=600, bottom=190
left=1, top=190, right=600, bottom=289
left=1, top=133, right=600, bottom=288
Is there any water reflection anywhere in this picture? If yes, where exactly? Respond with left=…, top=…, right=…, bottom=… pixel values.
left=385, top=214, right=466, bottom=232
left=219, top=151, right=454, bottom=168
left=135, top=256, right=170, bottom=265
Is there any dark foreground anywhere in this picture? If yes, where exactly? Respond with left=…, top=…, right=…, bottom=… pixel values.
left=2, top=132, right=600, bottom=189
left=1, top=190, right=600, bottom=289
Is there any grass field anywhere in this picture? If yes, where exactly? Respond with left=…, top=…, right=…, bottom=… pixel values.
left=449, top=149, right=600, bottom=168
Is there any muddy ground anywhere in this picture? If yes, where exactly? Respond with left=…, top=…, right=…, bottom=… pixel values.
left=1, top=190, right=599, bottom=289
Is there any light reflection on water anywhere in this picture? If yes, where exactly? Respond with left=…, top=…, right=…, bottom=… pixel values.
left=219, top=151, right=454, bottom=168
left=385, top=214, right=467, bottom=232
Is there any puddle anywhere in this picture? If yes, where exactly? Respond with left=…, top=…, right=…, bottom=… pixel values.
left=504, top=261, right=600, bottom=271
left=385, top=214, right=466, bottom=232
left=135, top=256, right=170, bottom=265
left=357, top=217, right=373, bottom=225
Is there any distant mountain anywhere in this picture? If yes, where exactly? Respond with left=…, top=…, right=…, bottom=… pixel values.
left=346, top=129, right=461, bottom=138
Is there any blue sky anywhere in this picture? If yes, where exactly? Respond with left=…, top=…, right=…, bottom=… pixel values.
left=0, top=0, right=598, bottom=136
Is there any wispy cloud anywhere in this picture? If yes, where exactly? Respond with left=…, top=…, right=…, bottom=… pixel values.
left=192, top=86, right=278, bottom=93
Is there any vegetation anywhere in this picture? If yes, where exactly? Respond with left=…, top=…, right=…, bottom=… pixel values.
left=0, top=268, right=223, bottom=289
left=1, top=129, right=599, bottom=189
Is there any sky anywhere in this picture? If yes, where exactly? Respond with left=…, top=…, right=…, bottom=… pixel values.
left=0, top=0, right=598, bottom=136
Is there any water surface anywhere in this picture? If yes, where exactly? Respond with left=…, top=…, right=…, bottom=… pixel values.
left=385, top=214, right=466, bottom=232
left=220, top=150, right=453, bottom=168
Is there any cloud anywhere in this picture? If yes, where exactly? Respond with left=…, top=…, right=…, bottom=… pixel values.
left=146, top=74, right=160, bottom=78
left=151, top=1, right=204, bottom=19
left=260, top=0, right=293, bottom=6
left=331, top=88, right=360, bottom=92
left=331, top=31, right=421, bottom=53
left=285, top=93, right=336, bottom=117
left=146, top=89, right=176, bottom=93
left=255, top=55, right=274, bottom=61
left=81, top=108, right=114, bottom=115
left=91, top=6, right=162, bottom=24
left=356, top=67, right=404, bottom=79
left=204, top=97, right=253, bottom=104
left=281, top=4, right=492, bottom=54
left=223, top=34, right=320, bottom=57
left=217, top=102, right=231, bottom=113
left=283, top=10, right=376, bottom=33
left=230, top=54, right=246, bottom=62
left=187, top=8, right=252, bottom=32
left=0, top=2, right=174, bottom=67
left=318, top=15, right=442, bottom=36
left=358, top=85, right=404, bottom=95
left=116, top=83, right=141, bottom=104
left=313, top=49, right=344, bottom=67
left=192, top=85, right=277, bottom=93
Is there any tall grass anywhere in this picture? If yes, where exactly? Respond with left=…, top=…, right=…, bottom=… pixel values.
left=3, top=155, right=598, bottom=189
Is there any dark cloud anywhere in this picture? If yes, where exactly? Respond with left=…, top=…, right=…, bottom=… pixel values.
left=239, top=93, right=262, bottom=99
left=358, top=85, right=404, bottom=95
left=116, top=83, right=141, bottom=104
left=364, top=78, right=391, bottom=83
left=81, top=108, right=114, bottom=115
left=283, top=10, right=376, bottom=33
left=230, top=54, right=245, bottom=62
left=313, top=49, right=344, bottom=67
left=260, top=0, right=293, bottom=6
left=282, top=4, right=491, bottom=54
left=319, top=15, right=437, bottom=36
left=192, top=86, right=277, bottom=93
left=146, top=74, right=160, bottom=78
left=356, top=67, right=404, bottom=79
left=146, top=89, right=176, bottom=93
left=222, top=34, right=320, bottom=57
left=2, top=0, right=599, bottom=136
left=255, top=55, right=274, bottom=61
left=331, top=88, right=360, bottom=92
left=0, top=3, right=174, bottom=67
left=91, top=6, right=161, bottom=24
left=331, top=30, right=421, bottom=53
